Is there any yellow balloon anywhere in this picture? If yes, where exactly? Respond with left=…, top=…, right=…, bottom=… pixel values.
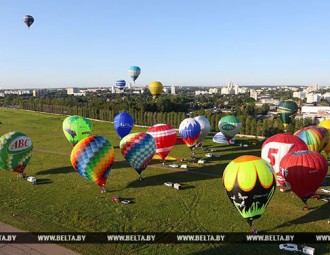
left=319, top=119, right=330, bottom=156
left=149, top=81, right=163, bottom=98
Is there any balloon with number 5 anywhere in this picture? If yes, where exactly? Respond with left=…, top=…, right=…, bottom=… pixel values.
left=261, top=133, right=308, bottom=188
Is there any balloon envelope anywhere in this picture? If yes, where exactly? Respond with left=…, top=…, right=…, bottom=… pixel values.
left=318, top=119, right=330, bottom=155
left=277, top=100, right=298, bottom=128
left=261, top=133, right=308, bottom=187
left=115, top=80, right=126, bottom=90
left=212, top=132, right=229, bottom=144
left=294, top=126, right=328, bottom=152
left=128, top=66, right=141, bottom=82
left=147, top=124, right=177, bottom=161
left=149, top=81, right=163, bottom=98
left=0, top=131, right=33, bottom=174
left=63, top=116, right=92, bottom=146
left=114, top=112, right=134, bottom=139
left=179, top=118, right=201, bottom=148
left=218, top=115, right=242, bottom=141
left=120, top=132, right=156, bottom=175
left=194, top=116, right=210, bottom=143
left=23, top=15, right=34, bottom=27
left=223, top=155, right=276, bottom=226
left=280, top=150, right=327, bottom=203
left=71, top=136, right=115, bottom=187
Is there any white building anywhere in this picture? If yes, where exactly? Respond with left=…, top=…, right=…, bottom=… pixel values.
left=250, top=89, right=258, bottom=100
left=293, top=91, right=306, bottom=99
left=171, top=85, right=176, bottom=95
left=195, top=90, right=208, bottom=96
left=306, top=93, right=321, bottom=104
left=67, top=87, right=80, bottom=95
left=209, top=88, right=219, bottom=94
left=33, top=89, right=48, bottom=97
left=306, top=84, right=319, bottom=93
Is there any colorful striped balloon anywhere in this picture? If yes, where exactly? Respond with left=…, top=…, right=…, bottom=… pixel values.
left=147, top=124, right=177, bottom=161
left=70, top=136, right=115, bottom=187
left=294, top=126, right=329, bottom=152
left=120, top=132, right=156, bottom=176
left=179, top=118, right=201, bottom=148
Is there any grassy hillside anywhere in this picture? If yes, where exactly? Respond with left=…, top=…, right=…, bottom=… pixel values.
left=0, top=108, right=329, bottom=255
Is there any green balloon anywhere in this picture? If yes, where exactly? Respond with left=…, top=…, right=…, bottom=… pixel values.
left=277, top=100, right=298, bottom=128
left=0, top=131, right=33, bottom=174
left=62, top=116, right=92, bottom=146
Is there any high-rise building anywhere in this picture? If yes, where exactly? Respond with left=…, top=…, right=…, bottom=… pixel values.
left=171, top=84, right=176, bottom=95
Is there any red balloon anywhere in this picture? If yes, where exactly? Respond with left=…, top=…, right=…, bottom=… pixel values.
left=280, top=150, right=328, bottom=205
left=261, top=133, right=308, bottom=187
left=147, top=124, right=177, bottom=161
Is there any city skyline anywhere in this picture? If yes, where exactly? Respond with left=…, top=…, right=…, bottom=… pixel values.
left=1, top=0, right=330, bottom=89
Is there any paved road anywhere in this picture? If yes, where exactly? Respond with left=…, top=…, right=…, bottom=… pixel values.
left=0, top=222, right=81, bottom=255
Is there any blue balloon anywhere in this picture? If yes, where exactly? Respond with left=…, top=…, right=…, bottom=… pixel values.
left=115, top=80, right=126, bottom=90
left=114, top=112, right=134, bottom=139
left=179, top=118, right=201, bottom=147
left=128, top=66, right=141, bottom=82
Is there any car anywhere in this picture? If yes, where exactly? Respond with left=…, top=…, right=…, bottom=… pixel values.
left=279, top=243, right=299, bottom=252
left=27, top=176, right=37, bottom=185
left=173, top=183, right=181, bottom=190
left=321, top=197, right=330, bottom=202
left=198, top=159, right=206, bottom=164
left=243, top=144, right=249, bottom=148
left=121, top=200, right=131, bottom=205
left=164, top=182, right=174, bottom=187
left=112, top=196, right=121, bottom=202
left=180, top=164, right=188, bottom=169
left=214, top=154, right=221, bottom=158
left=320, top=188, right=330, bottom=193
left=205, top=153, right=213, bottom=158
left=210, top=148, right=217, bottom=152
left=169, top=164, right=179, bottom=168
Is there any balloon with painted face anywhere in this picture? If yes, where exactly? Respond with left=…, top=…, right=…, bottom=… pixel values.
left=223, top=155, right=276, bottom=227
left=0, top=131, right=33, bottom=174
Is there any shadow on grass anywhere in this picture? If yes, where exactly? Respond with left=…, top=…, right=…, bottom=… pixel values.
left=36, top=178, right=53, bottom=185
left=36, top=166, right=75, bottom=175
left=269, top=202, right=330, bottom=230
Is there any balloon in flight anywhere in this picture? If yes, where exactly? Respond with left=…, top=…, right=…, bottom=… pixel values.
left=128, top=66, right=141, bottom=82
left=277, top=100, right=298, bottom=129
left=63, top=116, right=92, bottom=146
left=223, top=155, right=276, bottom=228
left=120, top=132, right=156, bottom=177
left=23, top=15, right=34, bottom=28
left=115, top=80, right=126, bottom=90
left=114, top=112, right=134, bottom=139
left=70, top=136, right=115, bottom=188
left=147, top=124, right=177, bottom=161
left=0, top=131, right=33, bottom=174
left=149, top=81, right=163, bottom=98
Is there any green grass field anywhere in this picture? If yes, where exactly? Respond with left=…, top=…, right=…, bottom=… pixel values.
left=0, top=108, right=329, bottom=255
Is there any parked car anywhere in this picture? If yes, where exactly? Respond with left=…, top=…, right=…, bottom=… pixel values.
left=205, top=153, right=213, bottom=158
left=279, top=243, right=299, bottom=252
left=169, top=164, right=179, bottom=168
left=164, top=182, right=174, bottom=187
left=121, top=200, right=131, bottom=205
left=27, top=176, right=37, bottom=185
left=112, top=196, right=121, bottom=202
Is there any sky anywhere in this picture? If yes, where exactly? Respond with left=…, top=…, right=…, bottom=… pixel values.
left=1, top=0, right=330, bottom=89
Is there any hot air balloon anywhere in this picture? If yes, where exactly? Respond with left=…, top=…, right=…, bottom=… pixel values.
left=149, top=81, right=163, bottom=98
left=261, top=133, right=308, bottom=189
left=62, top=116, right=92, bottom=146
left=294, top=126, right=328, bottom=152
left=128, top=66, right=141, bottom=83
left=147, top=124, right=177, bottom=164
left=114, top=112, right=134, bottom=139
left=280, top=150, right=328, bottom=210
left=223, top=155, right=276, bottom=231
left=277, top=100, right=298, bottom=130
left=212, top=132, right=229, bottom=144
left=115, top=80, right=126, bottom=90
left=0, top=131, right=33, bottom=177
left=319, top=119, right=330, bottom=157
left=218, top=115, right=242, bottom=142
left=71, top=136, right=115, bottom=192
left=23, top=15, right=34, bottom=28
left=179, top=118, right=201, bottom=158
left=120, top=132, right=156, bottom=179
left=194, top=116, right=210, bottom=146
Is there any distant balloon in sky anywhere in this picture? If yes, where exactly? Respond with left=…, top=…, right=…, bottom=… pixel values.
left=0, top=131, right=33, bottom=175
left=277, top=100, right=298, bottom=129
left=62, top=116, right=92, bottom=146
left=115, top=80, right=126, bottom=90
left=128, top=66, right=141, bottom=83
left=114, top=112, right=134, bottom=139
left=70, top=136, right=115, bottom=189
left=149, top=81, right=163, bottom=98
left=23, top=15, right=34, bottom=28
